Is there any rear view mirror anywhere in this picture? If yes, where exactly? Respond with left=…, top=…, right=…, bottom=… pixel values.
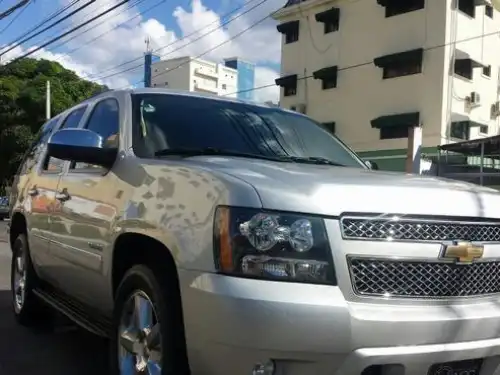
left=365, top=160, right=379, bottom=170
left=47, top=128, right=117, bottom=168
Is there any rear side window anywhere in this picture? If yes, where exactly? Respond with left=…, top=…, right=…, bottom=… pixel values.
left=18, top=117, right=59, bottom=175
left=43, top=106, right=87, bottom=173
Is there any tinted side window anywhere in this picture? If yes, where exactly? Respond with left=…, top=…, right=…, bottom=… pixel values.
left=18, top=117, right=59, bottom=175
left=44, top=106, right=87, bottom=173
left=73, top=98, right=119, bottom=170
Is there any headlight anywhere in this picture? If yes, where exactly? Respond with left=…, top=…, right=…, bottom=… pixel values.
left=213, top=206, right=336, bottom=284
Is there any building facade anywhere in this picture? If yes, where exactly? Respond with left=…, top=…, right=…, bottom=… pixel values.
left=273, top=0, right=500, bottom=171
left=224, top=57, right=256, bottom=101
left=151, top=56, right=238, bottom=97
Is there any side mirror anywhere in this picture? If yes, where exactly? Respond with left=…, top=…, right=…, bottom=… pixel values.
left=365, top=160, right=379, bottom=170
left=47, top=128, right=117, bottom=168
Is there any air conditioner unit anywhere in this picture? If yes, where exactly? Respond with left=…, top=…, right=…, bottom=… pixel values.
left=491, top=101, right=500, bottom=119
left=290, top=103, right=307, bottom=114
left=469, top=92, right=481, bottom=105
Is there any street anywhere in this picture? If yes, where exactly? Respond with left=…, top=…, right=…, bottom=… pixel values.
left=0, top=220, right=109, bottom=374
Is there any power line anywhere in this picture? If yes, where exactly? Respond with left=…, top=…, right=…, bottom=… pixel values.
left=1, top=0, right=82, bottom=45
left=82, top=0, right=265, bottom=81
left=0, top=0, right=30, bottom=21
left=4, top=0, right=131, bottom=64
left=0, top=0, right=31, bottom=34
left=94, top=0, right=271, bottom=83
left=1, top=0, right=96, bottom=57
left=51, top=0, right=163, bottom=63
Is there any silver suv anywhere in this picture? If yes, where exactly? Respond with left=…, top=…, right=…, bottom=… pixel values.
left=8, top=88, right=500, bottom=375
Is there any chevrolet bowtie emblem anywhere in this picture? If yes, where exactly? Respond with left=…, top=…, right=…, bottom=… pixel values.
left=440, top=241, right=484, bottom=264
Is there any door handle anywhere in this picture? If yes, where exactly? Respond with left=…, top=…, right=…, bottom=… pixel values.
left=27, top=186, right=38, bottom=196
left=55, top=188, right=70, bottom=202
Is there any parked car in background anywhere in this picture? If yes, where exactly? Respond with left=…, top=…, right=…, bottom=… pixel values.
left=0, top=197, right=9, bottom=220
left=8, top=88, right=500, bottom=375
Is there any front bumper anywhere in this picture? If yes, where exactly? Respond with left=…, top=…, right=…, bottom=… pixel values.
left=179, top=269, right=500, bottom=375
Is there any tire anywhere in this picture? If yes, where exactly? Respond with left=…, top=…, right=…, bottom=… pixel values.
left=11, top=233, right=52, bottom=327
left=110, top=265, right=187, bottom=375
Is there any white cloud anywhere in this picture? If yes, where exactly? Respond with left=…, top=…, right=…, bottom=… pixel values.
left=1, top=0, right=284, bottom=102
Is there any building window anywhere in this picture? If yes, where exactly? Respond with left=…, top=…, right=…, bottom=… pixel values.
left=374, top=48, right=424, bottom=80
left=165, top=82, right=168, bottom=86
left=315, top=8, right=340, bottom=34
left=383, top=62, right=422, bottom=79
left=450, top=121, right=470, bottom=140
left=277, top=20, right=300, bottom=44
left=285, top=29, right=299, bottom=44
left=486, top=4, right=493, bottom=18
left=380, top=126, right=409, bottom=140
left=322, top=122, right=335, bottom=134
left=454, top=59, right=473, bottom=80
left=385, top=0, right=425, bottom=17
left=324, top=20, right=339, bottom=34
left=480, top=125, right=488, bottom=134
left=284, top=85, right=297, bottom=96
left=275, top=74, right=298, bottom=97
left=458, top=0, right=475, bottom=18
left=313, top=66, right=338, bottom=90
left=482, top=64, right=491, bottom=77
left=222, top=84, right=227, bottom=90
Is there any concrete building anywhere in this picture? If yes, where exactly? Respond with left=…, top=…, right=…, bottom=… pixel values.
left=151, top=56, right=238, bottom=97
left=273, top=0, right=500, bottom=171
left=224, top=57, right=256, bottom=101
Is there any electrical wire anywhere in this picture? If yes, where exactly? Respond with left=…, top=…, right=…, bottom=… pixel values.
left=51, top=0, right=163, bottom=63
left=0, top=0, right=97, bottom=57
left=0, top=0, right=30, bottom=21
left=3, top=0, right=131, bottom=64
left=0, top=0, right=31, bottom=35
left=96, top=0, right=272, bottom=83
left=82, top=0, right=266, bottom=81
left=1, top=0, right=82, bottom=47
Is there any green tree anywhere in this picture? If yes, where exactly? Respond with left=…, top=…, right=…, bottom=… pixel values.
left=0, top=58, right=107, bottom=189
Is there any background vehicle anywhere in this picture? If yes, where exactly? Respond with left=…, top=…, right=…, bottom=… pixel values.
left=0, top=197, right=9, bottom=220
left=8, top=89, right=500, bottom=375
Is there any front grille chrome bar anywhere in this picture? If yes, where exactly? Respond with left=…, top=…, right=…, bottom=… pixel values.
left=340, top=215, right=500, bottom=243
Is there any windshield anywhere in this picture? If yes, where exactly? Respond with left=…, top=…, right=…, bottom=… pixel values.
left=131, top=93, right=366, bottom=169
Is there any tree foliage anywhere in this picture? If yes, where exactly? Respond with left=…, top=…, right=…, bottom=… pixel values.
left=0, top=58, right=107, bottom=191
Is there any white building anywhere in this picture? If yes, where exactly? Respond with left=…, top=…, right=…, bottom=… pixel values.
left=151, top=56, right=238, bottom=97
left=273, top=0, right=500, bottom=171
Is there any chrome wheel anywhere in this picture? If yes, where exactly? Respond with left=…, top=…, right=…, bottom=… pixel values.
left=118, top=291, right=162, bottom=375
left=13, top=244, right=26, bottom=313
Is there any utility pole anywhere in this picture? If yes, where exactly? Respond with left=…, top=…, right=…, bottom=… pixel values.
left=144, top=36, right=152, bottom=88
left=46, top=80, right=51, bottom=120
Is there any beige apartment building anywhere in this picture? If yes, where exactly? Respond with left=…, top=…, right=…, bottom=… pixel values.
left=273, top=0, right=500, bottom=171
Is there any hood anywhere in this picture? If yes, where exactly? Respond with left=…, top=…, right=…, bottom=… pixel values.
left=188, top=156, right=500, bottom=218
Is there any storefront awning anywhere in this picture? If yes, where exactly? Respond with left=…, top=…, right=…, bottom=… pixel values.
left=276, top=20, right=299, bottom=34
left=451, top=120, right=486, bottom=128
left=315, top=7, right=340, bottom=23
left=312, top=66, right=338, bottom=84
left=371, top=112, right=420, bottom=129
left=374, top=48, right=424, bottom=68
left=474, top=0, right=489, bottom=5
left=275, top=74, right=297, bottom=87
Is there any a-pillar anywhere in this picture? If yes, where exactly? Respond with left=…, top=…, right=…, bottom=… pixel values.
left=405, top=126, right=423, bottom=174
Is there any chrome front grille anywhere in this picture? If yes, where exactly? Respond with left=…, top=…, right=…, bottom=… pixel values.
left=348, top=258, right=500, bottom=298
left=341, top=217, right=500, bottom=242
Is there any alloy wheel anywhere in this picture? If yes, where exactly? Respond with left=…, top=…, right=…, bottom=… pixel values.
left=118, top=291, right=162, bottom=375
left=12, top=242, right=26, bottom=313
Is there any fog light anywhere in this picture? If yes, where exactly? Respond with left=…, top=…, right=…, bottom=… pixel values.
left=252, top=360, right=275, bottom=375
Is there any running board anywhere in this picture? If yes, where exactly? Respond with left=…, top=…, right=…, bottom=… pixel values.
left=33, top=287, right=112, bottom=338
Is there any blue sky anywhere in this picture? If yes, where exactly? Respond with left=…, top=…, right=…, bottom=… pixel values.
left=0, top=0, right=284, bottom=101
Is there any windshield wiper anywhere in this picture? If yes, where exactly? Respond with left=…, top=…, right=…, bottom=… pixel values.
left=154, top=147, right=289, bottom=162
left=155, top=148, right=345, bottom=166
left=289, top=156, right=345, bottom=167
